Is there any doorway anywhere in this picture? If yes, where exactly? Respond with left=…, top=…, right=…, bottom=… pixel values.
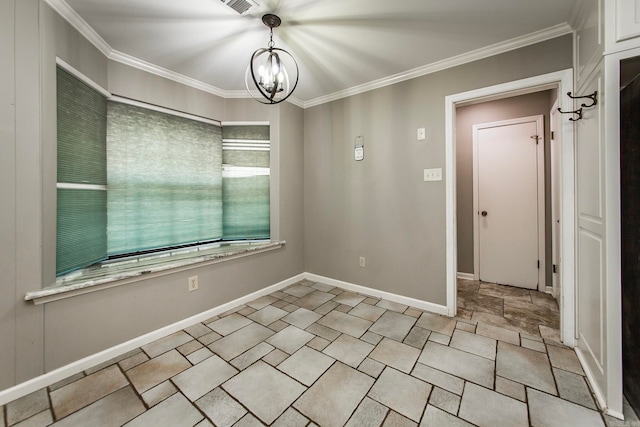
left=444, top=69, right=576, bottom=347
left=473, top=115, right=545, bottom=290
left=620, top=55, right=640, bottom=417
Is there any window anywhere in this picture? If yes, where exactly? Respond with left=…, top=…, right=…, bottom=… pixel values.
left=56, top=67, right=108, bottom=275
left=56, top=67, right=270, bottom=276
left=222, top=125, right=271, bottom=240
left=106, top=101, right=224, bottom=256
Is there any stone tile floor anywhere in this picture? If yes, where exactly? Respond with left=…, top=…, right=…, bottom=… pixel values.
left=456, top=279, right=561, bottom=339
left=1, top=279, right=635, bottom=426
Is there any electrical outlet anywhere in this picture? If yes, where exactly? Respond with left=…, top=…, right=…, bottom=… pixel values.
left=188, top=276, right=199, bottom=292
left=417, top=127, right=426, bottom=141
left=359, top=257, right=366, bottom=268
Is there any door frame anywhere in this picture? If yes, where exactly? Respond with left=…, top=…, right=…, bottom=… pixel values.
left=472, top=115, right=546, bottom=290
left=445, top=69, right=576, bottom=347
left=550, top=100, right=562, bottom=301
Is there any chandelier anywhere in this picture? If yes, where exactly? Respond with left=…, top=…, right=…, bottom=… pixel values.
left=245, top=14, right=299, bottom=104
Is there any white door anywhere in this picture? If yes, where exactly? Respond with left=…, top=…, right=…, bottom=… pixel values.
left=473, top=116, right=545, bottom=290
left=575, top=67, right=610, bottom=409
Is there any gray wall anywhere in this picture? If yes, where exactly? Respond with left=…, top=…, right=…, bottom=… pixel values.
left=1, top=0, right=572, bottom=391
left=304, top=36, right=572, bottom=306
left=0, top=0, right=304, bottom=389
left=456, top=90, right=556, bottom=285
left=0, top=0, right=17, bottom=391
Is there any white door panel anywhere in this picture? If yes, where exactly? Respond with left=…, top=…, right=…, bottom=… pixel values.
left=578, top=229, right=604, bottom=370
left=575, top=68, right=608, bottom=404
left=474, top=117, right=544, bottom=290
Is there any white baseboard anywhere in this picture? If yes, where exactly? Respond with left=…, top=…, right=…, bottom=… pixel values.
left=0, top=271, right=447, bottom=406
left=304, top=273, right=449, bottom=316
left=0, top=273, right=304, bottom=406
left=456, top=272, right=475, bottom=281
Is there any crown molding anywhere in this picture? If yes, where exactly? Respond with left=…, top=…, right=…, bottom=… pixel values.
left=567, top=1, right=587, bottom=30
left=45, top=0, right=305, bottom=108
left=303, top=23, right=574, bottom=108
left=43, top=0, right=113, bottom=57
left=45, top=0, right=572, bottom=110
left=108, top=50, right=228, bottom=99
left=285, top=96, right=304, bottom=109
left=45, top=0, right=229, bottom=98
left=224, top=90, right=305, bottom=109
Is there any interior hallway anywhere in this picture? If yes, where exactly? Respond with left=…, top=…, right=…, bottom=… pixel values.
left=0, top=280, right=619, bottom=426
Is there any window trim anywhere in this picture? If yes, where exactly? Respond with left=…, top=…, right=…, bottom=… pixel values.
left=26, top=240, right=285, bottom=305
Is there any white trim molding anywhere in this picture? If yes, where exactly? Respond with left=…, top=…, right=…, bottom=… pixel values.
left=1, top=273, right=305, bottom=406
left=56, top=57, right=111, bottom=98
left=44, top=0, right=571, bottom=110
left=108, top=50, right=228, bottom=99
left=44, top=0, right=113, bottom=57
left=303, top=24, right=573, bottom=108
left=304, top=273, right=448, bottom=316
left=456, top=272, right=475, bottom=281
left=445, top=69, right=576, bottom=346
left=1, top=272, right=448, bottom=405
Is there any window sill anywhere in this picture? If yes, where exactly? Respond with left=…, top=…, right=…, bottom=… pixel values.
left=25, top=240, right=285, bottom=305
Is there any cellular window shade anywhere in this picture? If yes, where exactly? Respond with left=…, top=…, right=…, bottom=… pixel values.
left=222, top=125, right=270, bottom=240
left=107, top=102, right=223, bottom=255
left=57, top=189, right=108, bottom=274
left=56, top=67, right=108, bottom=275
left=57, top=68, right=107, bottom=185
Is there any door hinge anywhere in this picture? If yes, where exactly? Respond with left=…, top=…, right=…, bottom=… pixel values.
left=551, top=131, right=555, bottom=140
left=537, top=260, right=540, bottom=269
left=553, top=264, right=557, bottom=273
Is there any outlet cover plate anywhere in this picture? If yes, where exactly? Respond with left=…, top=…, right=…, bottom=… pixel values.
left=424, top=168, right=442, bottom=181
left=188, top=276, right=199, bottom=291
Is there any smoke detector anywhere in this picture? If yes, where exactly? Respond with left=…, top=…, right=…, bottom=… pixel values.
left=220, top=0, right=259, bottom=14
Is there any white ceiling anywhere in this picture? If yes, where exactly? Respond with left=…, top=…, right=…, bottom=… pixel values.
left=60, top=0, right=578, bottom=105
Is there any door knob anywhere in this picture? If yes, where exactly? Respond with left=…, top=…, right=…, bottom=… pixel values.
left=481, top=211, right=488, bottom=217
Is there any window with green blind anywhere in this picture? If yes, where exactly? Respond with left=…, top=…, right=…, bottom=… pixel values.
left=222, top=125, right=271, bottom=240
left=106, top=101, right=224, bottom=256
left=56, top=67, right=108, bottom=275
left=56, top=66, right=271, bottom=276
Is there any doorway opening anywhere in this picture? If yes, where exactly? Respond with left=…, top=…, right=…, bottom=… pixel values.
left=445, top=69, right=576, bottom=347
left=620, top=55, right=640, bottom=419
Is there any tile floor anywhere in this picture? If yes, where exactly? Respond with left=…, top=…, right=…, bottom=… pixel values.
left=456, top=279, right=561, bottom=340
left=0, top=279, right=628, bottom=426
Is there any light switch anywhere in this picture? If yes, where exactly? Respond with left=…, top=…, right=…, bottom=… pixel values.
left=417, top=127, right=426, bottom=141
left=424, top=168, right=442, bottom=181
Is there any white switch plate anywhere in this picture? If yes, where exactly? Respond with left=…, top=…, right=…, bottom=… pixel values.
left=424, top=168, right=442, bottom=181
left=417, top=127, right=426, bottom=141
left=359, top=256, right=366, bottom=268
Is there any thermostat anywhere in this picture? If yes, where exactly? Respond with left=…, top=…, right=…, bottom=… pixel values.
left=354, top=136, right=364, bottom=161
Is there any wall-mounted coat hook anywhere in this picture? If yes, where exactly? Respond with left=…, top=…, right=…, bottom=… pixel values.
left=566, top=91, right=598, bottom=108
left=558, top=90, right=597, bottom=121
left=557, top=106, right=583, bottom=121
